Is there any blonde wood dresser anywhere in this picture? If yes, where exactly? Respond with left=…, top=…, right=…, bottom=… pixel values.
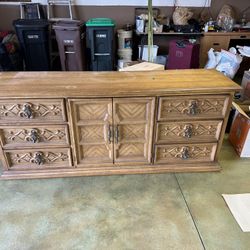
left=0, top=69, right=241, bottom=179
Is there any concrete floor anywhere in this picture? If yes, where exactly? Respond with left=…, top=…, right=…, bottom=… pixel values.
left=0, top=137, right=250, bottom=250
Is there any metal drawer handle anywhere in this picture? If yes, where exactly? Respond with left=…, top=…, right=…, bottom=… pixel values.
left=26, top=129, right=40, bottom=143
left=31, top=152, right=44, bottom=165
left=213, top=43, right=220, bottom=46
left=107, top=124, right=113, bottom=144
left=181, top=147, right=190, bottom=159
left=115, top=125, right=119, bottom=144
left=183, top=125, right=193, bottom=138
left=20, top=103, right=34, bottom=119
left=188, top=100, right=199, bottom=115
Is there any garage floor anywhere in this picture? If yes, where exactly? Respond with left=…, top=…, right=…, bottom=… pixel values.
left=0, top=137, right=250, bottom=250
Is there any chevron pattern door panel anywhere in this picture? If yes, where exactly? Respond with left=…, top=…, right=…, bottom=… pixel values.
left=113, top=98, right=155, bottom=164
left=68, top=99, right=113, bottom=166
left=115, top=103, right=147, bottom=121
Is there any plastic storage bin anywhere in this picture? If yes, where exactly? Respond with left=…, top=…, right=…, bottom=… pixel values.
left=13, top=19, right=50, bottom=71
left=86, top=18, right=115, bottom=71
left=138, top=45, right=159, bottom=62
left=53, top=20, right=86, bottom=71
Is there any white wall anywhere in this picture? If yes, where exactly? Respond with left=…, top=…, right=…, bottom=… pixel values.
left=14, top=0, right=211, bottom=7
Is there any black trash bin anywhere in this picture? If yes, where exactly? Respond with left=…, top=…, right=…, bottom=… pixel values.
left=86, top=18, right=115, bottom=71
left=53, top=20, right=86, bottom=71
left=13, top=19, right=50, bottom=71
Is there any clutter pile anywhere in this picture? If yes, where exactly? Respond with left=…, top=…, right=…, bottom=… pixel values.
left=172, top=7, right=193, bottom=25
left=216, top=4, right=235, bottom=32
left=0, top=31, right=23, bottom=71
left=204, top=46, right=250, bottom=79
left=136, top=13, right=164, bottom=34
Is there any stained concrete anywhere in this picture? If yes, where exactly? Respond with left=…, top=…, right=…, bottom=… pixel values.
left=176, top=138, right=250, bottom=250
left=0, top=137, right=249, bottom=250
left=0, top=174, right=203, bottom=250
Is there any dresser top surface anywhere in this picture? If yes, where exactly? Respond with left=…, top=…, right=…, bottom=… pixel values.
left=0, top=69, right=241, bottom=98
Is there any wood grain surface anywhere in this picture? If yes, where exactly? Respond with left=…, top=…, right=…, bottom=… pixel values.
left=0, top=69, right=241, bottom=98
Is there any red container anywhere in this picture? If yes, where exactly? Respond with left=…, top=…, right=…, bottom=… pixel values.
left=167, top=40, right=200, bottom=69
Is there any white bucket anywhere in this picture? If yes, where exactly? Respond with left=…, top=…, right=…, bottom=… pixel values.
left=118, top=48, right=132, bottom=61
left=138, top=45, right=159, bottom=62
left=117, top=29, right=133, bottom=49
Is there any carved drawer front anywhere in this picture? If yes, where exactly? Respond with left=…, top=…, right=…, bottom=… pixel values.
left=0, top=125, right=69, bottom=148
left=158, top=95, right=229, bottom=121
left=5, top=148, right=72, bottom=170
left=156, top=120, right=223, bottom=144
left=154, top=143, right=217, bottom=164
left=0, top=99, right=66, bottom=123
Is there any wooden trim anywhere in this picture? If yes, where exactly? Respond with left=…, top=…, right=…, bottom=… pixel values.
left=202, top=32, right=250, bottom=37
left=214, top=93, right=234, bottom=161
left=0, top=162, right=221, bottom=180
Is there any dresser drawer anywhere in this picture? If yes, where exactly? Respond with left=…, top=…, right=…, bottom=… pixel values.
left=0, top=125, right=69, bottom=149
left=0, top=99, right=66, bottom=123
left=158, top=95, right=229, bottom=121
left=155, top=120, right=223, bottom=143
left=154, top=143, right=217, bottom=164
left=5, top=148, right=72, bottom=170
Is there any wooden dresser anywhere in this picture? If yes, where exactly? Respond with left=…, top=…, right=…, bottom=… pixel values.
left=0, top=69, right=240, bottom=179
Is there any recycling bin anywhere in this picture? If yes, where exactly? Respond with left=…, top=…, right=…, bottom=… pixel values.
left=86, top=18, right=115, bottom=71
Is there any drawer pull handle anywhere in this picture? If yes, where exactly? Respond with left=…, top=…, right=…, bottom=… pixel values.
left=115, top=125, right=119, bottom=144
left=188, top=100, right=200, bottom=115
left=26, top=129, right=40, bottom=143
left=213, top=43, right=220, bottom=46
left=107, top=124, right=113, bottom=144
left=20, top=103, right=34, bottom=119
left=31, top=152, right=44, bottom=165
left=240, top=35, right=246, bottom=38
left=181, top=147, right=190, bottom=159
left=183, top=125, right=193, bottom=138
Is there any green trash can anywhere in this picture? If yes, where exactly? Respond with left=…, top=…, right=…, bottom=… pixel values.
left=86, top=18, right=115, bottom=71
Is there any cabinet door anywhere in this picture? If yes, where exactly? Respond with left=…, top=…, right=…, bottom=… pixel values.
left=113, top=98, right=155, bottom=164
left=68, top=99, right=113, bottom=166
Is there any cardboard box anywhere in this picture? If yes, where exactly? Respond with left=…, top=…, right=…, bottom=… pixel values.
left=241, top=70, right=250, bottom=100
left=119, top=61, right=164, bottom=71
left=229, top=102, right=250, bottom=157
